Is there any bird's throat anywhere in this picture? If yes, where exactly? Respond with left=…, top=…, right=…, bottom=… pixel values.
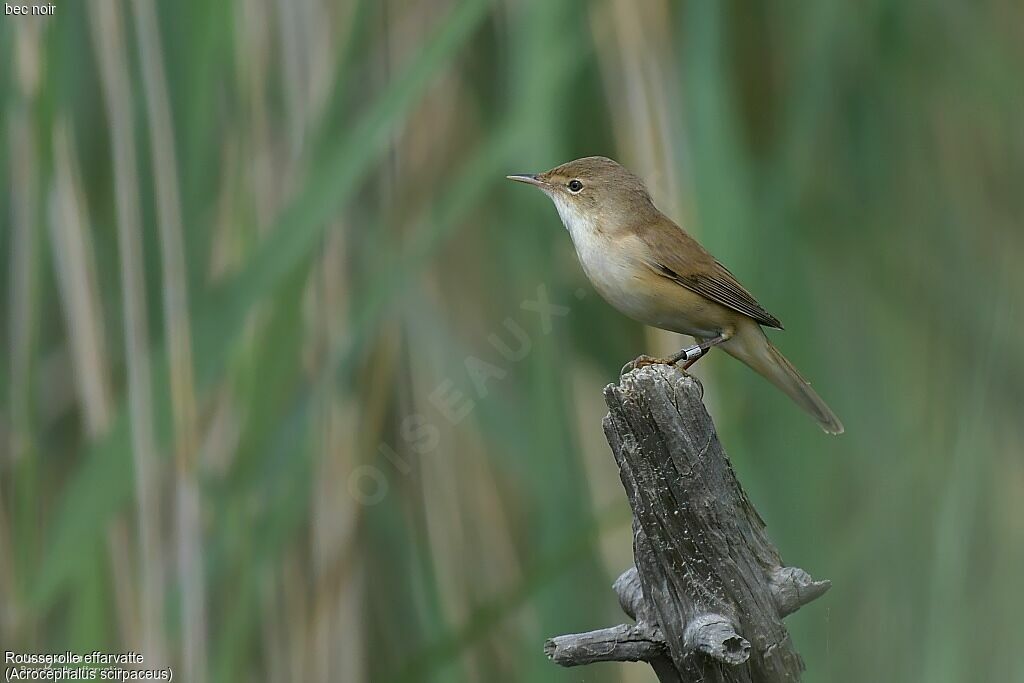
left=549, top=193, right=607, bottom=253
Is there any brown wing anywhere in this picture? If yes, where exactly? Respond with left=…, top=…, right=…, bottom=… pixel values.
left=638, top=217, right=784, bottom=329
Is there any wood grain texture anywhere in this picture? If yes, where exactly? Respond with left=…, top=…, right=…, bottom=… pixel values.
left=545, top=364, right=829, bottom=682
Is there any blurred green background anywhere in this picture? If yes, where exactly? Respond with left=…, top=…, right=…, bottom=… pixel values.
left=2, top=1, right=1022, bottom=681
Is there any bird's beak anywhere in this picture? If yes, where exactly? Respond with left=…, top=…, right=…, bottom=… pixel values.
left=506, top=173, right=545, bottom=188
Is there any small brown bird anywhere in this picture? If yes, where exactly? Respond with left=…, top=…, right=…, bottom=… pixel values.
left=508, top=156, right=843, bottom=434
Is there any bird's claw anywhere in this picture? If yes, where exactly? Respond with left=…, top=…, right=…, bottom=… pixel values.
left=619, top=356, right=706, bottom=398
left=620, top=354, right=668, bottom=378
left=689, top=373, right=705, bottom=399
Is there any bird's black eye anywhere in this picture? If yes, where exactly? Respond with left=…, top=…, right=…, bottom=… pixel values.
left=568, top=179, right=583, bottom=193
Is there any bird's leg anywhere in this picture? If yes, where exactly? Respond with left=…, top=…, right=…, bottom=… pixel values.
left=667, top=334, right=728, bottom=369
left=620, top=334, right=729, bottom=377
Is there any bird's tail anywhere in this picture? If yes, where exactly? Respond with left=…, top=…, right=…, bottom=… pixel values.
left=722, top=322, right=844, bottom=435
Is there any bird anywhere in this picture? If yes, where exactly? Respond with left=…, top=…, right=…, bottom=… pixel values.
left=508, top=156, right=843, bottom=434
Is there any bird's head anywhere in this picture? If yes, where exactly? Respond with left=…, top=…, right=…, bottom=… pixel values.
left=507, top=156, right=655, bottom=237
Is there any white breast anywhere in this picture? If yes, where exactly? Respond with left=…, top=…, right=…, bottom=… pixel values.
left=548, top=192, right=653, bottom=323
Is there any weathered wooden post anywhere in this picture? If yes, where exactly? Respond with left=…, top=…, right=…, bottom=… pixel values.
left=545, top=365, right=830, bottom=682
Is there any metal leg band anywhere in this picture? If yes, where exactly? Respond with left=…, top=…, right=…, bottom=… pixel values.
left=683, top=345, right=705, bottom=361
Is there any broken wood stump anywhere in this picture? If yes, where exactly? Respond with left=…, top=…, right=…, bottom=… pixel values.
left=545, top=365, right=830, bottom=682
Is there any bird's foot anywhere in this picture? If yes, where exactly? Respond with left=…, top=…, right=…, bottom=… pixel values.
left=620, top=354, right=672, bottom=378
left=619, top=355, right=706, bottom=398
